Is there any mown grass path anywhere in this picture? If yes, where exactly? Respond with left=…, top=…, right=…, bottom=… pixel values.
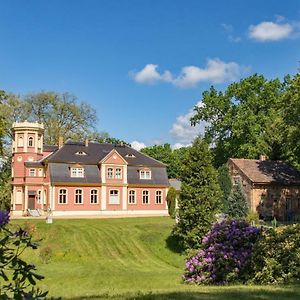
left=13, top=217, right=300, bottom=299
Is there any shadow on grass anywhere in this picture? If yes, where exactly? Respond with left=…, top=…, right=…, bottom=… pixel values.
left=54, top=286, right=300, bottom=300
left=165, top=233, right=184, bottom=254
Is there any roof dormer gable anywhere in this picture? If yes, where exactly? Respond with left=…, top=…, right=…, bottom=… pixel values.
left=100, top=149, right=128, bottom=165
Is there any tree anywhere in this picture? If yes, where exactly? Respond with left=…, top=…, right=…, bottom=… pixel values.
left=191, top=74, right=284, bottom=167
left=23, top=91, right=98, bottom=145
left=225, top=182, right=248, bottom=219
left=173, top=137, right=222, bottom=249
left=141, top=144, right=188, bottom=178
left=167, top=187, right=177, bottom=218
left=0, top=159, right=11, bottom=210
left=217, top=164, right=232, bottom=213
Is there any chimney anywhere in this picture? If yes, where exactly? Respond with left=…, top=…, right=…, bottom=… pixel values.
left=58, top=136, right=64, bottom=149
left=259, top=154, right=267, bottom=161
left=85, top=139, right=89, bottom=147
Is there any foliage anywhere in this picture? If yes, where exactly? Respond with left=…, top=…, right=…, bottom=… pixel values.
left=167, top=187, right=177, bottom=218
left=0, top=158, right=11, bottom=210
left=225, top=183, right=248, bottom=219
left=217, top=165, right=232, bottom=212
left=173, top=137, right=222, bottom=249
left=249, top=224, right=300, bottom=284
left=0, top=211, right=47, bottom=299
left=183, top=220, right=262, bottom=284
left=191, top=74, right=284, bottom=167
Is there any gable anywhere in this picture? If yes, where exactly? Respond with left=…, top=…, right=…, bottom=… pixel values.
left=101, top=149, right=127, bottom=165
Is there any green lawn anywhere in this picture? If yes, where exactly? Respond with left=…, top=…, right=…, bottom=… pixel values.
left=12, top=217, right=300, bottom=299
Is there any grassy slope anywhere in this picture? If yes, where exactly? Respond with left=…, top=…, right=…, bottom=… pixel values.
left=13, top=217, right=300, bottom=299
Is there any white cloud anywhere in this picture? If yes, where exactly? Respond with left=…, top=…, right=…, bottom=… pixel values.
left=131, top=58, right=246, bottom=88
left=131, top=140, right=146, bottom=151
left=170, top=101, right=206, bottom=145
left=132, top=64, right=172, bottom=84
left=249, top=21, right=293, bottom=41
left=172, top=143, right=191, bottom=150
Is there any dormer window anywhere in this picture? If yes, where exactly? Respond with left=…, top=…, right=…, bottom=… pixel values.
left=125, top=154, right=136, bottom=158
left=76, top=151, right=87, bottom=156
left=28, top=137, right=34, bottom=147
left=140, top=170, right=151, bottom=180
left=71, top=167, right=85, bottom=178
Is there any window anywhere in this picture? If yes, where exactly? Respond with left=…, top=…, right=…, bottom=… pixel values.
left=37, top=190, right=42, bottom=204
left=125, top=154, right=135, bottom=158
left=75, top=189, right=83, bottom=204
left=109, top=190, right=119, bottom=204
left=233, top=176, right=241, bottom=185
left=28, top=137, right=34, bottom=147
left=142, top=190, right=149, bottom=204
left=90, top=189, right=98, bottom=204
left=76, top=151, right=87, bottom=155
left=71, top=167, right=85, bottom=178
left=140, top=170, right=151, bottom=180
left=18, top=136, right=24, bottom=147
left=59, top=189, right=67, bottom=204
left=29, top=169, right=36, bottom=177
left=128, top=190, right=136, bottom=204
left=115, top=168, right=122, bottom=179
left=107, top=168, right=113, bottom=179
left=156, top=190, right=162, bottom=204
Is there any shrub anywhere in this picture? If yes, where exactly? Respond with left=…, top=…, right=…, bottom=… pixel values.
left=0, top=210, right=48, bottom=298
left=249, top=224, right=300, bottom=284
left=183, top=220, right=261, bottom=284
left=167, top=187, right=177, bottom=219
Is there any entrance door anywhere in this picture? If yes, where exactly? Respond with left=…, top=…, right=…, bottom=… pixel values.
left=28, top=195, right=36, bottom=209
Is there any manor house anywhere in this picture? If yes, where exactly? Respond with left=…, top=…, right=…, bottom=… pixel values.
left=11, top=122, right=169, bottom=216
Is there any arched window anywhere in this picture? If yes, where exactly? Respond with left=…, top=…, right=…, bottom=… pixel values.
left=155, top=190, right=162, bottom=204
left=75, top=189, right=83, bottom=204
left=28, top=137, right=34, bottom=147
left=59, top=189, right=67, bottom=204
left=90, top=189, right=98, bottom=204
left=142, top=190, right=149, bottom=204
left=128, top=190, right=136, bottom=204
left=18, top=136, right=24, bottom=147
left=109, top=190, right=119, bottom=204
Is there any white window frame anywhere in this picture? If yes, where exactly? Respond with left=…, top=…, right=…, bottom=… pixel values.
left=155, top=190, right=162, bottom=204
left=75, top=189, right=83, bottom=204
left=18, top=136, right=24, bottom=147
left=142, top=190, right=150, bottom=204
left=128, top=190, right=136, bottom=204
left=109, top=190, right=120, bottom=204
left=107, top=168, right=114, bottom=179
left=71, top=167, right=85, bottom=178
left=90, top=189, right=98, bottom=204
left=140, top=170, right=151, bottom=180
left=37, top=190, right=42, bottom=204
left=29, top=169, right=36, bottom=177
left=28, top=136, right=34, bottom=147
left=58, top=189, right=67, bottom=204
left=115, top=168, right=122, bottom=179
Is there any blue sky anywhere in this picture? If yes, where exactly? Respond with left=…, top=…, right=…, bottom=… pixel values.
left=1, top=1, right=300, bottom=149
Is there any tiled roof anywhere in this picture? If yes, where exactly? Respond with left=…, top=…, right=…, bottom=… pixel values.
left=229, top=158, right=300, bottom=185
left=44, top=145, right=58, bottom=152
left=45, top=141, right=165, bottom=167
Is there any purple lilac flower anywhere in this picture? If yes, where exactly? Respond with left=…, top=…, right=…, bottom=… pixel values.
left=0, top=210, right=10, bottom=227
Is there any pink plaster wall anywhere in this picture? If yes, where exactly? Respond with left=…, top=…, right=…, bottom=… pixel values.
left=55, top=186, right=101, bottom=211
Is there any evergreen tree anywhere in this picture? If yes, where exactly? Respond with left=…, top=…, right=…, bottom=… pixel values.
left=217, top=164, right=232, bottom=213
left=173, top=137, right=222, bottom=250
left=167, top=187, right=177, bottom=218
left=226, top=182, right=248, bottom=218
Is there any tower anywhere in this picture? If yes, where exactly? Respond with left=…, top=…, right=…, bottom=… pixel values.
left=11, top=121, right=45, bottom=215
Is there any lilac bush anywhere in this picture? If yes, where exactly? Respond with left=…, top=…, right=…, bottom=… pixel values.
left=183, top=220, right=261, bottom=284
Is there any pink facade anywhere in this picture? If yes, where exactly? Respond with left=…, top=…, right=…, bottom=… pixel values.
left=11, top=122, right=169, bottom=216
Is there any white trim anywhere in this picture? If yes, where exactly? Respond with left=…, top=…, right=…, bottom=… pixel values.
left=128, top=189, right=137, bottom=205
left=51, top=209, right=169, bottom=217
left=142, top=189, right=150, bottom=205
left=122, top=186, right=127, bottom=210
left=101, top=165, right=106, bottom=184
left=101, top=187, right=106, bottom=210
left=90, top=189, right=99, bottom=204
left=58, top=188, right=68, bottom=205
left=123, top=165, right=127, bottom=185
left=74, top=189, right=83, bottom=204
